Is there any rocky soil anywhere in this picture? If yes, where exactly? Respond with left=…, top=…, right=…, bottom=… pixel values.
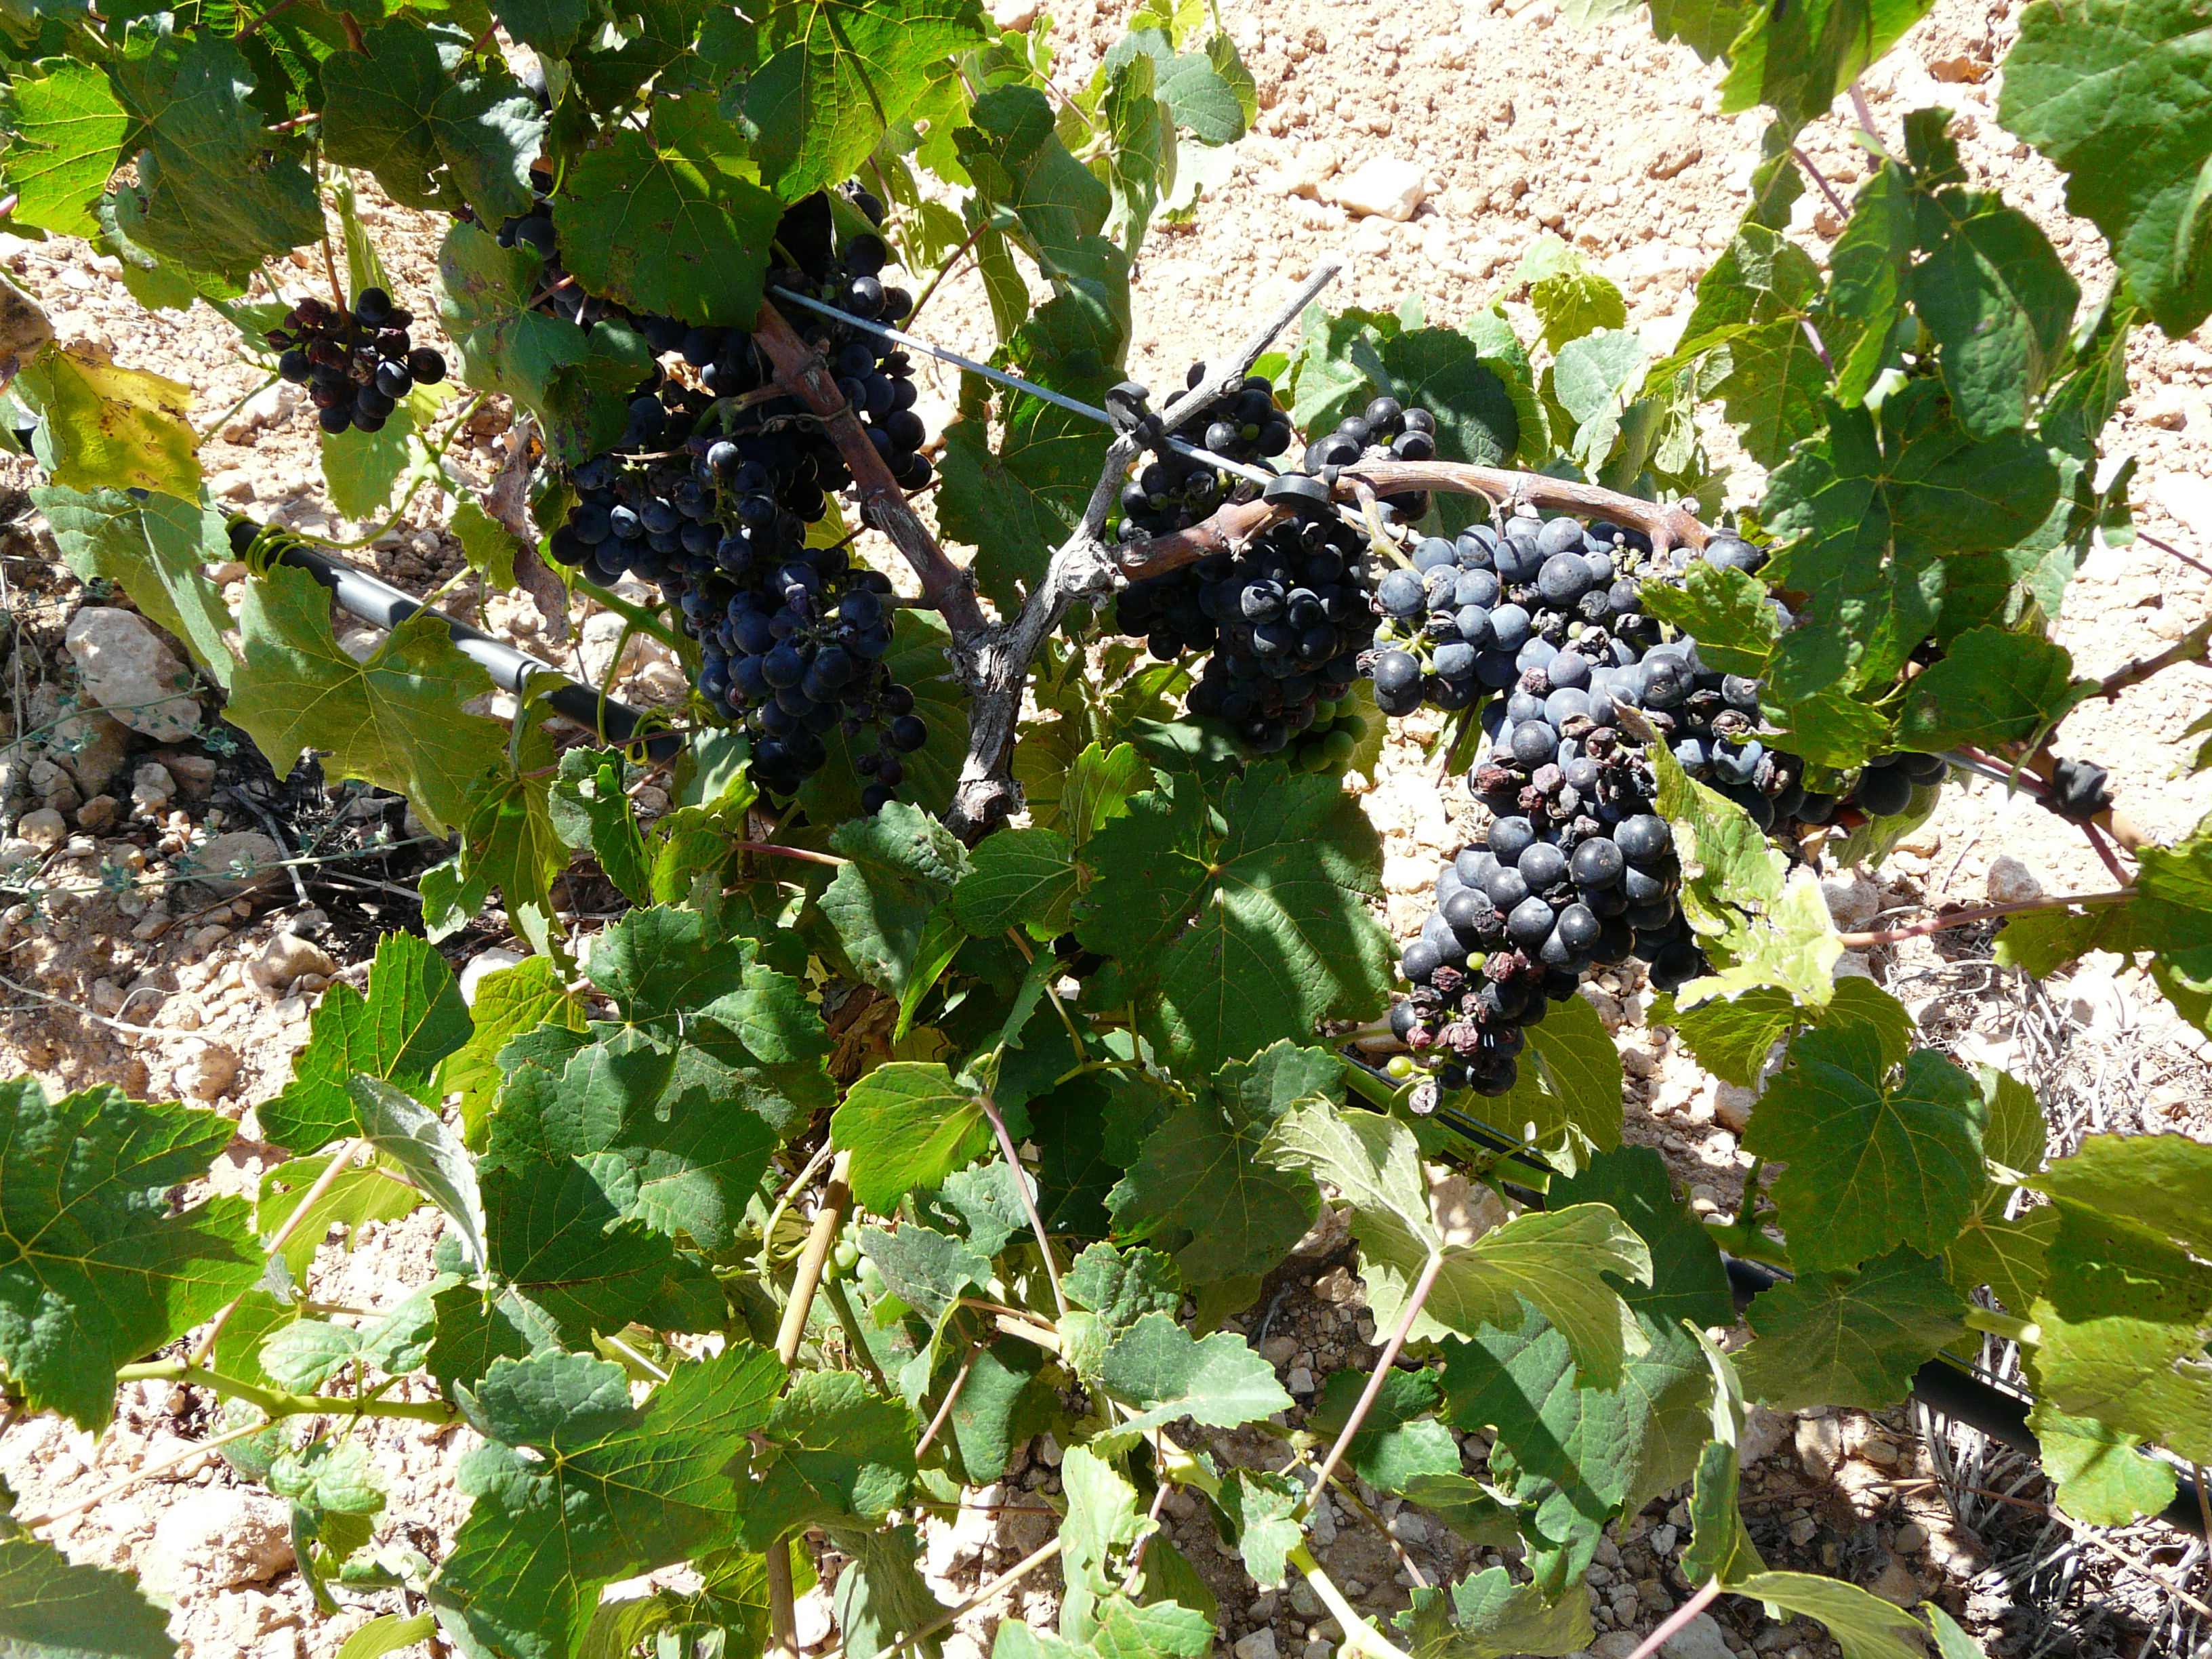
left=1, top=0, right=2208, bottom=1655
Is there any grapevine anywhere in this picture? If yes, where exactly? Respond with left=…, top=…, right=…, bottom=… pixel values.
left=0, top=6, right=2208, bottom=1659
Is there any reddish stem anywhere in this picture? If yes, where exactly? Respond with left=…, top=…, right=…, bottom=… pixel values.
left=750, top=302, right=988, bottom=642
left=1837, top=889, right=2131, bottom=949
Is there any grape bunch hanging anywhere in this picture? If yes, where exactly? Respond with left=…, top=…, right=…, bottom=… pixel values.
left=1381, top=510, right=1971, bottom=1101
left=531, top=188, right=934, bottom=811
left=268, top=289, right=447, bottom=435
left=1111, top=392, right=1453, bottom=767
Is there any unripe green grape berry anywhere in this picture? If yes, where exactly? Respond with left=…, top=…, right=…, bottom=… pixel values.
left=832, top=1238, right=859, bottom=1275
left=1386, top=1054, right=1416, bottom=1080
left=855, top=1256, right=884, bottom=1293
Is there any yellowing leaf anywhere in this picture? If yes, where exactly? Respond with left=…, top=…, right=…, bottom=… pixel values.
left=226, top=561, right=506, bottom=835
left=20, top=340, right=199, bottom=497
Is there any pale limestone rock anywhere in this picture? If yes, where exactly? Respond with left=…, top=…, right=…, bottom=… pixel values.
left=64, top=608, right=199, bottom=741
left=139, top=1487, right=293, bottom=1596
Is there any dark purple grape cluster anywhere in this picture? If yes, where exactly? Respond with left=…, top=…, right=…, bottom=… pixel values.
left=270, top=290, right=447, bottom=436
left=1366, top=514, right=1664, bottom=718
left=539, top=190, right=932, bottom=809
left=1304, top=396, right=1437, bottom=521
left=1115, top=367, right=1298, bottom=540
left=1114, top=512, right=1375, bottom=767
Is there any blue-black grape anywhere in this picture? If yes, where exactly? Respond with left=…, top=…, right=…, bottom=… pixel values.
left=266, top=291, right=445, bottom=435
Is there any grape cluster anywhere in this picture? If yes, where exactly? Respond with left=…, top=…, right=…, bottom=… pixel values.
left=1116, top=512, right=1375, bottom=766
left=1303, top=395, right=1438, bottom=472
left=537, top=190, right=933, bottom=808
left=269, top=290, right=447, bottom=436
left=1367, top=515, right=1662, bottom=718
left=1115, top=367, right=1298, bottom=539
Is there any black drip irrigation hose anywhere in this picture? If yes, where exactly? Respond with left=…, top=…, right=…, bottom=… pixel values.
left=1385, top=1065, right=2211, bottom=1539
left=242, top=524, right=686, bottom=764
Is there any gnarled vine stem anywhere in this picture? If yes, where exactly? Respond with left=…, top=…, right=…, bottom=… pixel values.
left=757, top=269, right=1716, bottom=840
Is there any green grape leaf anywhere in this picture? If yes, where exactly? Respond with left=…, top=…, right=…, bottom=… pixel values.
left=1263, top=1101, right=1649, bottom=1385
left=228, top=562, right=506, bottom=836
left=1637, top=561, right=1777, bottom=680
left=319, top=23, right=545, bottom=226
left=2028, top=1196, right=2212, bottom=1464
left=426, top=1282, right=563, bottom=1396
left=1486, top=983, right=1624, bottom=1168
left=828, top=1526, right=947, bottom=1659
left=1736, top=1247, right=1964, bottom=1410
left=1080, top=764, right=1393, bottom=1077
left=740, top=1370, right=916, bottom=1544
left=1705, top=313, right=1830, bottom=468
left=33, top=485, right=232, bottom=684
left=954, top=83, right=1130, bottom=357
left=1998, top=0, right=2212, bottom=337
left=1680, top=1330, right=1763, bottom=1589
left=1086, top=1597, right=1213, bottom=1659
left=426, top=739, right=570, bottom=961
left=436, top=221, right=657, bottom=465
left=1218, top=1467, right=1302, bottom=1589
left=319, top=383, right=448, bottom=523
left=1442, top=1151, right=1727, bottom=1591
left=1060, top=1443, right=1147, bottom=1637
left=1910, top=176, right=2081, bottom=438
left=493, top=0, right=590, bottom=54
left=2032, top=1400, right=2179, bottom=1526
left=1309, top=1367, right=1461, bottom=1495
left=1105, top=1042, right=1328, bottom=1288
left=480, top=1159, right=686, bottom=1347
left=819, top=800, right=971, bottom=1000
left=1994, top=901, right=2142, bottom=981
left=0, top=1532, right=177, bottom=1658
left=554, top=99, right=781, bottom=329
left=1705, top=0, right=1939, bottom=134
left=2030, top=1131, right=2212, bottom=1258
left=262, top=930, right=474, bottom=1155
left=1515, top=237, right=1628, bottom=353
left=1945, top=1204, right=2055, bottom=1315
left=106, top=25, right=323, bottom=281
left=490, top=1026, right=780, bottom=1251
left=256, top=1150, right=422, bottom=1281
left=1664, top=985, right=1797, bottom=1088
left=1091, top=1310, right=1294, bottom=1450
left=586, top=903, right=753, bottom=1022
left=1742, top=1025, right=1987, bottom=1273
left=438, top=955, right=588, bottom=1136
left=0, top=1078, right=260, bottom=1429
left=937, top=366, right=1116, bottom=611
left=1897, top=627, right=2089, bottom=752
left=434, top=1347, right=784, bottom=1659
left=550, top=747, right=651, bottom=906
left=350, top=1076, right=489, bottom=1271
left=740, top=0, right=993, bottom=201
left=8, top=60, right=125, bottom=239
left=1727, top=1573, right=1929, bottom=1659
left=1065, top=1242, right=1183, bottom=1328
left=1761, top=382, right=2059, bottom=705
left=951, top=827, right=1078, bottom=937
left=20, top=342, right=199, bottom=499
left=1650, top=737, right=1843, bottom=1004
left=831, top=1061, right=996, bottom=1215
left=858, top=1221, right=991, bottom=1322
left=1357, top=325, right=1519, bottom=468
left=1399, top=1565, right=1592, bottom=1659
left=930, top=1162, right=1035, bottom=1258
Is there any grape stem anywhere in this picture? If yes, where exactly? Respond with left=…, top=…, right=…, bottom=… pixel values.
left=1338, top=459, right=1711, bottom=556
left=766, top=1147, right=853, bottom=1659
left=752, top=301, right=989, bottom=642
left=2095, top=613, right=2212, bottom=699
left=1623, top=1578, right=1723, bottom=1659
left=1835, top=888, right=2131, bottom=948
left=946, top=258, right=1347, bottom=837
